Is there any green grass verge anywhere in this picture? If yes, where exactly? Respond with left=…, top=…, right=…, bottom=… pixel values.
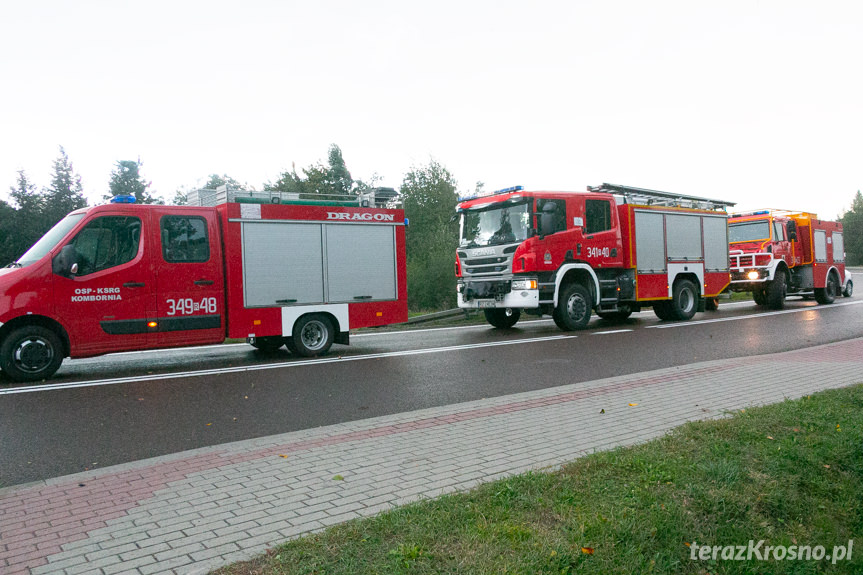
left=213, top=385, right=862, bottom=575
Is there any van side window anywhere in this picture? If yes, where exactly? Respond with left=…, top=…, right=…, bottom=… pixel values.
left=585, top=199, right=612, bottom=234
left=69, top=216, right=141, bottom=276
left=161, top=216, right=210, bottom=263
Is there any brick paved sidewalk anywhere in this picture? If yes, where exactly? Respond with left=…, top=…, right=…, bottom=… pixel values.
left=2, top=338, right=861, bottom=575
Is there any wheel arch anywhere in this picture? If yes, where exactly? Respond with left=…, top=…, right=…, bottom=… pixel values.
left=553, top=264, right=599, bottom=308
left=0, top=315, right=70, bottom=358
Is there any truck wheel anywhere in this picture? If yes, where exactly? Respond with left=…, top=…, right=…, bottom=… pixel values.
left=765, top=270, right=787, bottom=310
left=653, top=301, right=674, bottom=321
left=250, top=336, right=285, bottom=352
left=484, top=308, right=521, bottom=329
left=291, top=314, right=334, bottom=357
left=815, top=271, right=840, bottom=305
left=554, top=283, right=592, bottom=331
left=704, top=297, right=719, bottom=311
left=843, top=279, right=853, bottom=298
left=752, top=288, right=766, bottom=306
left=669, top=279, right=698, bottom=320
left=0, top=326, right=64, bottom=382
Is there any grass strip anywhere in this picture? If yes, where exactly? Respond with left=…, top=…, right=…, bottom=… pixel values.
left=214, top=384, right=862, bottom=575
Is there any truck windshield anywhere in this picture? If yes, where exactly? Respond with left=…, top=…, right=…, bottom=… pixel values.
left=460, top=201, right=532, bottom=247
left=11, top=213, right=86, bottom=268
left=729, top=220, right=771, bottom=243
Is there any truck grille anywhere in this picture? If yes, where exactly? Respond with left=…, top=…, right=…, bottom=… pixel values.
left=458, top=249, right=515, bottom=278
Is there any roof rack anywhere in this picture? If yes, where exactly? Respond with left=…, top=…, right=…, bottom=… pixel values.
left=731, top=209, right=818, bottom=220
left=186, top=186, right=400, bottom=208
left=588, top=183, right=736, bottom=211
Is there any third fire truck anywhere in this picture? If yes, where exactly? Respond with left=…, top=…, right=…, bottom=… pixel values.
left=728, top=210, right=847, bottom=309
left=456, top=183, right=735, bottom=330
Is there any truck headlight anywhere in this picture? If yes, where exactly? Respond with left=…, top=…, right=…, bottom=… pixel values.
left=511, top=279, right=537, bottom=290
left=747, top=270, right=760, bottom=280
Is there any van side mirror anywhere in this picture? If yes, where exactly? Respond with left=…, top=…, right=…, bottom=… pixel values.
left=52, top=244, right=78, bottom=277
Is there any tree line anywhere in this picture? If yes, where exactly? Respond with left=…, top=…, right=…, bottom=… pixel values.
left=3, top=145, right=860, bottom=312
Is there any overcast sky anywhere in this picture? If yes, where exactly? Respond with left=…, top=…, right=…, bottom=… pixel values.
left=1, top=0, right=860, bottom=218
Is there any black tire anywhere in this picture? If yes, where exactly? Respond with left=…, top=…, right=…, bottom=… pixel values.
left=284, top=338, right=298, bottom=354
left=597, top=305, right=633, bottom=322
left=0, top=326, right=64, bottom=382
left=669, top=279, right=698, bottom=321
left=249, top=336, right=285, bottom=352
left=752, top=288, right=767, bottom=306
left=483, top=308, right=521, bottom=329
left=765, top=269, right=787, bottom=310
left=554, top=283, right=592, bottom=331
left=704, top=297, right=719, bottom=311
left=291, top=314, right=335, bottom=357
left=815, top=271, right=840, bottom=305
left=843, top=279, right=853, bottom=298
left=653, top=300, right=675, bottom=321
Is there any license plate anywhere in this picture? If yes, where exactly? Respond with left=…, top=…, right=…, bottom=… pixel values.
left=476, top=300, right=497, bottom=308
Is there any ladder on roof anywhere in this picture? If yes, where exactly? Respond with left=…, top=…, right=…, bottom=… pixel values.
left=588, top=183, right=736, bottom=211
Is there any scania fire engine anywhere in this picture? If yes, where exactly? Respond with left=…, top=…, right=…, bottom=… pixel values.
left=0, top=188, right=408, bottom=382
left=728, top=209, right=847, bottom=308
left=455, top=183, right=735, bottom=330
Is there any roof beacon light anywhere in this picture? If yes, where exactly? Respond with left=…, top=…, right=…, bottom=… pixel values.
left=110, top=195, right=137, bottom=204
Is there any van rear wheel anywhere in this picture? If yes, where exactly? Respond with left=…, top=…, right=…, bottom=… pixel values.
left=0, top=326, right=64, bottom=382
left=292, top=314, right=335, bottom=357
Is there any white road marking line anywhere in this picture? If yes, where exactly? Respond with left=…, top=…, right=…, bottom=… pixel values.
left=647, top=299, right=863, bottom=328
left=592, top=329, right=634, bottom=335
left=0, top=334, right=576, bottom=395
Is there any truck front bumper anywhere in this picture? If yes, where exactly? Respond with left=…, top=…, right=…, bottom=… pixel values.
left=457, top=279, right=540, bottom=309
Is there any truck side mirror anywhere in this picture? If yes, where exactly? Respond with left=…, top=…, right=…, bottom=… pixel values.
left=787, top=220, right=797, bottom=242
left=539, top=203, right=557, bottom=238
left=52, top=244, right=78, bottom=277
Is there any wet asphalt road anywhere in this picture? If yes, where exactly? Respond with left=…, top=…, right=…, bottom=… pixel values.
left=2, top=296, right=862, bottom=487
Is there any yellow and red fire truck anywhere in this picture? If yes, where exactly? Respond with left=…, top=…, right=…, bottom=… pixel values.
left=728, top=210, right=847, bottom=309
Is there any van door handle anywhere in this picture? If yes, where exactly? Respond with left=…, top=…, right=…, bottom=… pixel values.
left=123, top=282, right=146, bottom=288
left=194, top=279, right=214, bottom=286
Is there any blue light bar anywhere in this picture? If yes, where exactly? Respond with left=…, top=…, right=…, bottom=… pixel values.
left=457, top=185, right=524, bottom=203
left=110, top=195, right=137, bottom=204
left=492, top=185, right=524, bottom=195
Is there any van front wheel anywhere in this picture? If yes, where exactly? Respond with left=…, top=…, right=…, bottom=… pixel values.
left=0, top=326, right=64, bottom=382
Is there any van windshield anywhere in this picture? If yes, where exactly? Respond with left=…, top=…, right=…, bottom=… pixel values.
left=11, top=213, right=86, bottom=268
left=460, top=202, right=532, bottom=248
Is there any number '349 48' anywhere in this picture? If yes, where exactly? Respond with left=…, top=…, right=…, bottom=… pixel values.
left=166, top=297, right=218, bottom=315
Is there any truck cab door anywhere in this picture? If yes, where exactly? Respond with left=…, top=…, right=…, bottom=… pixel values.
left=580, top=198, right=624, bottom=267
left=52, top=213, right=153, bottom=356
left=772, top=220, right=794, bottom=266
left=152, top=209, right=225, bottom=347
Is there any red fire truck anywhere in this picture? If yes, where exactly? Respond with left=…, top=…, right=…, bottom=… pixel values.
left=0, top=189, right=408, bottom=382
left=728, top=210, right=846, bottom=309
left=455, top=183, right=735, bottom=330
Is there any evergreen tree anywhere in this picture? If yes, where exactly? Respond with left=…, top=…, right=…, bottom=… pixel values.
left=106, top=159, right=162, bottom=204
left=43, top=146, right=88, bottom=224
left=5, top=171, right=46, bottom=262
left=839, top=190, right=863, bottom=265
